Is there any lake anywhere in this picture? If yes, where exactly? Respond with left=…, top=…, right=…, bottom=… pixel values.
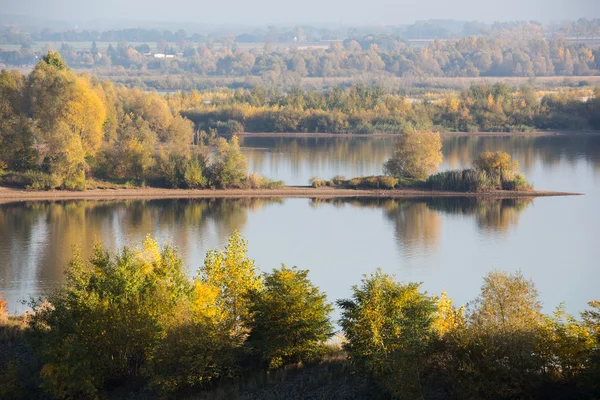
left=1, top=134, right=599, bottom=316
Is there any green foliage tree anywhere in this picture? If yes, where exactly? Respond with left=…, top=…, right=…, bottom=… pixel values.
left=247, top=265, right=333, bottom=369
left=209, top=135, right=248, bottom=188
left=383, top=130, right=443, bottom=180
left=0, top=70, right=37, bottom=171
left=337, top=269, right=437, bottom=398
left=28, top=237, right=191, bottom=398
left=41, top=51, right=68, bottom=70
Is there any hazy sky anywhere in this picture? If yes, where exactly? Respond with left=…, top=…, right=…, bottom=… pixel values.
left=1, top=0, right=599, bottom=26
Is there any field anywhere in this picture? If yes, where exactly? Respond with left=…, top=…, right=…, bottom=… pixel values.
left=0, top=41, right=331, bottom=52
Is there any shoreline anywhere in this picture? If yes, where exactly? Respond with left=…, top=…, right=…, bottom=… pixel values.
left=0, top=186, right=582, bottom=204
left=231, top=130, right=600, bottom=139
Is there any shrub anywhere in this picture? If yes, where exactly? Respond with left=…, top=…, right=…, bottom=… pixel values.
left=246, top=173, right=283, bottom=189
left=344, top=176, right=398, bottom=189
left=436, top=271, right=596, bottom=399
left=502, top=173, right=533, bottom=191
left=309, top=177, right=331, bottom=188
left=332, top=175, right=346, bottom=185
left=24, top=172, right=62, bottom=191
left=474, top=151, right=519, bottom=184
left=150, top=310, right=240, bottom=393
left=427, top=169, right=493, bottom=192
left=215, top=120, right=244, bottom=134
left=247, top=266, right=334, bottom=369
left=209, top=136, right=248, bottom=188
left=155, top=152, right=186, bottom=188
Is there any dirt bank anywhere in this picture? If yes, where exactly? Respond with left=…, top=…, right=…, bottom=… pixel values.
left=0, top=186, right=581, bottom=205
left=231, top=131, right=599, bottom=138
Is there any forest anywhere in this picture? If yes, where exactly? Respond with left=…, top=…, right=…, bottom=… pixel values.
left=1, top=20, right=600, bottom=81
left=0, top=232, right=598, bottom=399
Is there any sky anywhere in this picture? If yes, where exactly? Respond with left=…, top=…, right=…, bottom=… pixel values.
left=1, top=0, right=599, bottom=26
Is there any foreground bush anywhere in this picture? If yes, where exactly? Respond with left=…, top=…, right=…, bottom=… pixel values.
left=338, top=270, right=437, bottom=398
left=25, top=232, right=270, bottom=398
left=28, top=238, right=192, bottom=398
left=2, top=235, right=598, bottom=399
left=247, top=266, right=334, bottom=369
left=339, top=270, right=600, bottom=400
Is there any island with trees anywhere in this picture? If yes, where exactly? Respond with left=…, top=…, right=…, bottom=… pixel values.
left=0, top=52, right=584, bottom=199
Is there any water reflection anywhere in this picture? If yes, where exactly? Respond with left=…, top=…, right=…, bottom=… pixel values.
left=0, top=198, right=282, bottom=311
left=311, top=197, right=532, bottom=253
left=425, top=197, right=533, bottom=233
left=443, top=135, right=600, bottom=172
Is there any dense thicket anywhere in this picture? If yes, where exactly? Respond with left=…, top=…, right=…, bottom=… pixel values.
left=1, top=234, right=598, bottom=399
left=0, top=52, right=281, bottom=190
left=179, top=84, right=600, bottom=133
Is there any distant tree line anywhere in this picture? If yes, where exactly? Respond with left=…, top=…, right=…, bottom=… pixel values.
left=179, top=84, right=600, bottom=133
left=2, top=18, right=598, bottom=44
left=1, top=21, right=600, bottom=79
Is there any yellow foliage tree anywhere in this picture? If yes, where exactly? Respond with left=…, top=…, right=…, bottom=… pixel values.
left=383, top=130, right=443, bottom=180
left=198, top=230, right=262, bottom=331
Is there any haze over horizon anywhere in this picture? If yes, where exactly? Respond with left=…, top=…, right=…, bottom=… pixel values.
left=1, top=0, right=599, bottom=27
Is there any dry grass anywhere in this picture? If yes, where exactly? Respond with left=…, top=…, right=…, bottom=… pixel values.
left=186, top=346, right=378, bottom=400
left=0, top=314, right=28, bottom=343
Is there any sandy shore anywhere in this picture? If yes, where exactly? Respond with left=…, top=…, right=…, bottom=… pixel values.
left=0, top=186, right=581, bottom=204
left=232, top=131, right=599, bottom=138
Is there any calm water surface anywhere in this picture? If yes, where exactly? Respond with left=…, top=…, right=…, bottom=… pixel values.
left=1, top=134, right=599, bottom=315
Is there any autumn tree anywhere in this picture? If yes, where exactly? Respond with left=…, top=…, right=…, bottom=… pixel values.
left=473, top=151, right=520, bottom=187
left=28, top=52, right=107, bottom=189
left=28, top=237, right=191, bottom=398
left=337, top=269, right=437, bottom=398
left=0, top=70, right=37, bottom=171
left=247, top=266, right=333, bottom=369
left=383, top=129, right=443, bottom=180
left=198, top=230, right=262, bottom=332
